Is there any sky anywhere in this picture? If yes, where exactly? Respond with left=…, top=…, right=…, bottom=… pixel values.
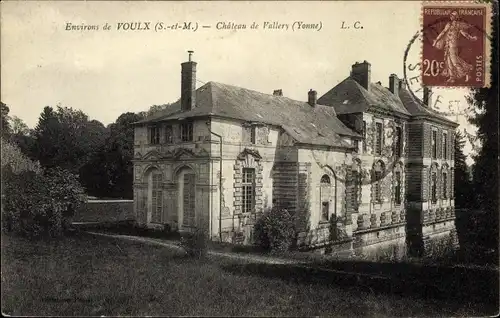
left=1, top=1, right=479, bottom=163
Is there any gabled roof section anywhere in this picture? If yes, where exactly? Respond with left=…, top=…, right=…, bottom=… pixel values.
left=398, top=87, right=459, bottom=127
left=135, top=81, right=361, bottom=148
left=317, top=77, right=411, bottom=116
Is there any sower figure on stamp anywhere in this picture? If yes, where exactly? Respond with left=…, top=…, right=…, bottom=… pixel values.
left=432, top=11, right=477, bottom=83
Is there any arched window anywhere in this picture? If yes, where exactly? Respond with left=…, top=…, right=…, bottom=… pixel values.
left=151, top=172, right=163, bottom=223
left=320, top=174, right=332, bottom=222
left=143, top=167, right=163, bottom=224
left=321, top=175, right=331, bottom=184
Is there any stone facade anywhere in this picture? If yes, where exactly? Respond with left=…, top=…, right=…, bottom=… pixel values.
left=132, top=56, right=459, bottom=259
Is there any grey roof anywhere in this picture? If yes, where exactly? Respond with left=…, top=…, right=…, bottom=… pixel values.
left=136, top=81, right=361, bottom=148
left=317, top=77, right=411, bottom=116
left=398, top=87, right=459, bottom=127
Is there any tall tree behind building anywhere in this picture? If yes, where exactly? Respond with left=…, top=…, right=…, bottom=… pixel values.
left=454, top=131, right=474, bottom=208
left=466, top=1, right=498, bottom=252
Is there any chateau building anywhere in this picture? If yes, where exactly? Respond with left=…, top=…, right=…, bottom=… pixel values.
left=132, top=53, right=459, bottom=257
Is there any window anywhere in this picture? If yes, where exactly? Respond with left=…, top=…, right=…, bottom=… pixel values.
left=151, top=173, right=163, bottom=223
left=394, top=171, right=401, bottom=205
left=443, top=172, right=447, bottom=199
left=242, top=125, right=256, bottom=144
left=250, top=126, right=256, bottom=144
left=242, top=168, right=255, bottom=213
left=180, top=122, right=193, bottom=142
left=375, top=122, right=383, bottom=155
left=352, top=170, right=361, bottom=211
left=443, top=132, right=448, bottom=159
left=321, top=202, right=329, bottom=222
left=165, top=125, right=173, bottom=144
left=353, top=140, right=359, bottom=153
left=372, top=162, right=384, bottom=203
left=431, top=172, right=437, bottom=204
left=320, top=175, right=331, bottom=222
left=432, top=130, right=437, bottom=159
left=183, top=173, right=196, bottom=226
left=362, top=121, right=367, bottom=152
left=149, top=126, right=160, bottom=144
left=395, top=127, right=402, bottom=157
left=374, top=171, right=382, bottom=202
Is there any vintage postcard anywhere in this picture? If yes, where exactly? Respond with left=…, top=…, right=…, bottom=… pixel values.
left=1, top=0, right=498, bottom=317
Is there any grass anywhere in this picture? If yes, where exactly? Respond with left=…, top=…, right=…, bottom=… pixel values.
left=2, top=232, right=498, bottom=316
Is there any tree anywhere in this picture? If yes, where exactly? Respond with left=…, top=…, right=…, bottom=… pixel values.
left=80, top=112, right=144, bottom=198
left=1, top=137, right=41, bottom=175
left=8, top=116, right=36, bottom=160
left=10, top=116, right=30, bottom=135
left=466, top=1, right=498, bottom=252
left=32, top=106, right=108, bottom=173
left=146, top=104, right=173, bottom=117
left=454, top=131, right=474, bottom=208
left=1, top=102, right=12, bottom=139
left=105, top=112, right=144, bottom=198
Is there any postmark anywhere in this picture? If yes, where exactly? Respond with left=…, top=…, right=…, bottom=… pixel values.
left=421, top=1, right=492, bottom=88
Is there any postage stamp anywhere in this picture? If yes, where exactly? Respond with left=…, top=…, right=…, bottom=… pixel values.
left=421, top=1, right=492, bottom=88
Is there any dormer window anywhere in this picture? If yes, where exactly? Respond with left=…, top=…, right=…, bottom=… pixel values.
left=180, top=122, right=193, bottom=142
left=250, top=126, right=256, bottom=144
left=243, top=123, right=257, bottom=145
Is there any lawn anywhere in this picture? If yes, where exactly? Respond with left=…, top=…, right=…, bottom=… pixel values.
left=1, top=232, right=497, bottom=317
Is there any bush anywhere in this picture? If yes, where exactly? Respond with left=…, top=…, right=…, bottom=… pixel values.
left=2, top=164, right=86, bottom=238
left=180, top=228, right=209, bottom=258
left=254, top=207, right=296, bottom=253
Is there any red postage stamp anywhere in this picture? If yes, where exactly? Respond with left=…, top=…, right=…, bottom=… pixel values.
left=421, top=1, right=492, bottom=88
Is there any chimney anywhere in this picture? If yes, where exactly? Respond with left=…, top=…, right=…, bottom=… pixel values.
left=351, top=60, right=371, bottom=91
left=423, top=86, right=432, bottom=108
left=308, top=89, right=317, bottom=106
left=389, top=74, right=400, bottom=94
left=398, top=79, right=405, bottom=90
left=181, top=50, right=197, bottom=111
left=273, top=89, right=283, bottom=96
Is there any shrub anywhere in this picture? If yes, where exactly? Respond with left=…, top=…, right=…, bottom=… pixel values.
left=180, top=228, right=209, bottom=258
left=254, top=207, right=296, bottom=253
left=2, top=162, right=86, bottom=238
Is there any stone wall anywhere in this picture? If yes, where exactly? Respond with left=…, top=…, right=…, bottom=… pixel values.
left=74, top=200, right=134, bottom=223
